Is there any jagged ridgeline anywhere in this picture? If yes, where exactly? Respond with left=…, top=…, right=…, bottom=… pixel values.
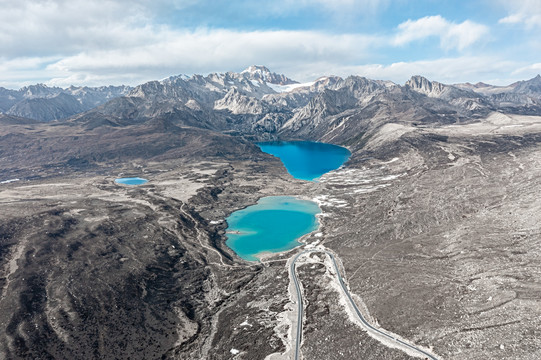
left=2, top=65, right=540, bottom=126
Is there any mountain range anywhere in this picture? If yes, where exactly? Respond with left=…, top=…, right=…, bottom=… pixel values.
left=2, top=66, right=540, bottom=128
left=0, top=84, right=131, bottom=122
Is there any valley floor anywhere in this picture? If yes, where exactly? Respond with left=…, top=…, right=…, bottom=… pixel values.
left=1, top=113, right=541, bottom=359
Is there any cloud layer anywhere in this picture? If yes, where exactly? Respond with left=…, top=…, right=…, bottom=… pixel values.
left=499, top=0, right=541, bottom=28
left=394, top=16, right=489, bottom=50
left=0, top=1, right=539, bottom=88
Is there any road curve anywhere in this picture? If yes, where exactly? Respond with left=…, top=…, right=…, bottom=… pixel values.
left=290, top=249, right=439, bottom=360
left=290, top=252, right=305, bottom=360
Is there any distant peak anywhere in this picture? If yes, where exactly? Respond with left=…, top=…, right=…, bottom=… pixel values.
left=516, top=74, right=541, bottom=85
left=521, top=74, right=541, bottom=83
left=406, top=75, right=448, bottom=97
left=21, top=83, right=50, bottom=90
left=241, top=65, right=271, bottom=74
left=406, top=75, right=432, bottom=87
left=162, top=74, right=191, bottom=84
left=240, top=65, right=298, bottom=85
left=474, top=82, right=491, bottom=87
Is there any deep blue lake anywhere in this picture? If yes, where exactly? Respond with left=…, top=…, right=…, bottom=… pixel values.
left=258, top=141, right=351, bottom=181
left=115, top=177, right=148, bottom=185
left=226, top=196, right=320, bottom=261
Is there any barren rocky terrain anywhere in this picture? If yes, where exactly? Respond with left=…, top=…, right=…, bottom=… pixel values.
left=1, top=68, right=541, bottom=359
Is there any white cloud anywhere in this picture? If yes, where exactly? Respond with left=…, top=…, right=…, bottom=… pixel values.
left=352, top=57, right=519, bottom=84
left=0, top=1, right=533, bottom=89
left=1, top=53, right=531, bottom=90
left=511, top=63, right=541, bottom=78
left=267, top=0, right=388, bottom=15
left=33, top=29, right=380, bottom=87
left=0, top=0, right=197, bottom=58
left=0, top=0, right=389, bottom=88
left=256, top=0, right=390, bottom=27
left=498, top=0, right=541, bottom=28
left=291, top=0, right=387, bottom=12
left=394, top=15, right=489, bottom=51
left=0, top=23, right=527, bottom=89
left=280, top=56, right=522, bottom=85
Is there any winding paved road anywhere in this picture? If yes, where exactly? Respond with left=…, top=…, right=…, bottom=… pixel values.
left=290, top=249, right=439, bottom=360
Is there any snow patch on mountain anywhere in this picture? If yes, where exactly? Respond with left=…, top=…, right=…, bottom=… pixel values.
left=267, top=81, right=316, bottom=93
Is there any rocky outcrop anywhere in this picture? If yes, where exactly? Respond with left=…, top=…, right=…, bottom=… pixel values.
left=281, top=76, right=386, bottom=136
left=406, top=75, right=490, bottom=111
left=455, top=75, right=541, bottom=110
left=406, top=75, right=447, bottom=97
left=511, top=74, right=541, bottom=96
left=214, top=88, right=267, bottom=115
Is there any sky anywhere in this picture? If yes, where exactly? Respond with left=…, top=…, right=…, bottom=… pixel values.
left=1, top=0, right=540, bottom=89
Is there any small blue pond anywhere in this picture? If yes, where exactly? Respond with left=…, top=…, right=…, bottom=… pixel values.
left=226, top=196, right=320, bottom=261
left=115, top=177, right=148, bottom=185
left=258, top=141, right=351, bottom=181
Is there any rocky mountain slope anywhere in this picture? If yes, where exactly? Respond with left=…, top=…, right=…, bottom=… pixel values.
left=455, top=74, right=541, bottom=111
left=0, top=84, right=131, bottom=121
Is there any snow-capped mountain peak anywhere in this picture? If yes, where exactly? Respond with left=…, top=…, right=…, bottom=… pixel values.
left=241, top=65, right=298, bottom=85
left=241, top=65, right=271, bottom=75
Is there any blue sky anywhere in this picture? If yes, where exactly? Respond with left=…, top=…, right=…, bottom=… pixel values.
left=0, top=0, right=540, bottom=88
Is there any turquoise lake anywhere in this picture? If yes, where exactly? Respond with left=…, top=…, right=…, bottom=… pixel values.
left=115, top=177, right=148, bottom=185
left=225, top=196, right=320, bottom=261
left=258, top=141, right=351, bottom=181
left=226, top=141, right=350, bottom=260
